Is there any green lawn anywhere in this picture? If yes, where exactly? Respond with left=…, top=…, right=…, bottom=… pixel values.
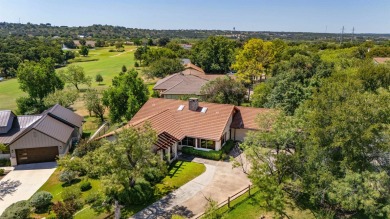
left=33, top=160, right=205, bottom=218
left=218, top=187, right=315, bottom=219
left=0, top=45, right=139, bottom=111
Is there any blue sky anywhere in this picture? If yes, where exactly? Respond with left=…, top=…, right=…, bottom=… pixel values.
left=0, top=0, right=389, bottom=33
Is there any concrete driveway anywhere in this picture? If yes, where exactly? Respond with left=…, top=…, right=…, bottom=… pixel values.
left=131, top=155, right=250, bottom=219
left=0, top=162, right=57, bottom=214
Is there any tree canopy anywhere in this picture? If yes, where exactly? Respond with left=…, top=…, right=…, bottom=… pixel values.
left=102, top=69, right=149, bottom=123
left=58, top=65, right=92, bottom=90
left=201, top=76, right=247, bottom=106
left=191, top=36, right=235, bottom=73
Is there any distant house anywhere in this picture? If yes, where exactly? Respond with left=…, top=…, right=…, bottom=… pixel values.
left=73, top=40, right=96, bottom=48
left=100, top=98, right=271, bottom=163
left=180, top=44, right=192, bottom=50
left=0, top=104, right=84, bottom=165
left=153, top=64, right=226, bottom=99
left=373, top=57, right=390, bottom=64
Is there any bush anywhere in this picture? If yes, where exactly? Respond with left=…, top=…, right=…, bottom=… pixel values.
left=134, top=62, right=140, bottom=67
left=1, top=200, right=30, bottom=219
left=61, top=186, right=81, bottom=201
left=59, top=170, right=77, bottom=185
left=72, top=140, right=102, bottom=158
left=95, top=74, right=103, bottom=83
left=0, top=169, right=4, bottom=175
left=85, top=192, right=101, bottom=204
left=143, top=167, right=166, bottom=185
left=221, top=140, right=235, bottom=154
left=0, top=158, right=11, bottom=167
left=29, top=191, right=53, bottom=211
left=108, top=49, right=116, bottom=52
left=52, top=200, right=82, bottom=219
left=181, top=147, right=222, bottom=160
left=80, top=181, right=92, bottom=191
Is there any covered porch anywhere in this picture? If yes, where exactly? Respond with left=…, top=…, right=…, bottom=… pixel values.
left=155, top=132, right=179, bottom=164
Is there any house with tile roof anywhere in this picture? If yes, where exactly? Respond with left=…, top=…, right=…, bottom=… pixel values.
left=153, top=64, right=226, bottom=99
left=100, top=98, right=271, bottom=163
left=373, top=57, right=390, bottom=64
left=0, top=104, right=83, bottom=165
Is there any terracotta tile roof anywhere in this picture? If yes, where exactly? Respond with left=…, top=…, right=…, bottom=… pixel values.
left=373, top=57, right=390, bottom=64
left=231, top=106, right=272, bottom=130
left=103, top=98, right=236, bottom=141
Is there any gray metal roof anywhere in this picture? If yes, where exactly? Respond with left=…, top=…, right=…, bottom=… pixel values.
left=0, top=110, right=12, bottom=127
left=0, top=104, right=83, bottom=145
left=34, top=115, right=73, bottom=143
left=44, top=104, right=84, bottom=128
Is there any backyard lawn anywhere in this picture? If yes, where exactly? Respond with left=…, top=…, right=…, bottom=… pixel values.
left=32, top=160, right=205, bottom=218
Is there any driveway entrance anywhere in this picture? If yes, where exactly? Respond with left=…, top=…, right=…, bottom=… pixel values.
left=0, top=162, right=57, bottom=214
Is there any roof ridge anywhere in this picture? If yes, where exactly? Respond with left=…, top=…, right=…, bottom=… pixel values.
left=161, top=79, right=185, bottom=94
left=154, top=73, right=179, bottom=88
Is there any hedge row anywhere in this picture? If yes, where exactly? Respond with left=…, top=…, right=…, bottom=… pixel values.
left=181, top=140, right=235, bottom=160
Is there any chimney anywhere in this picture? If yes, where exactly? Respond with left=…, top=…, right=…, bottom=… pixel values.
left=188, top=98, right=199, bottom=111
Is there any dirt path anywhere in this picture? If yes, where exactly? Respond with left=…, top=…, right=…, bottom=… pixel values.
left=109, top=49, right=134, bottom=57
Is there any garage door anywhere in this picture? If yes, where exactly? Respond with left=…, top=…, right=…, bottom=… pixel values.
left=16, top=146, right=59, bottom=164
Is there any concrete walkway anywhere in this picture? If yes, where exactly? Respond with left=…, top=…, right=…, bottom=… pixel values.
left=131, top=163, right=216, bottom=219
left=0, top=162, right=57, bottom=214
left=131, top=156, right=250, bottom=219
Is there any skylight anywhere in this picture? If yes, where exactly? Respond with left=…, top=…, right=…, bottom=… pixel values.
left=201, top=107, right=208, bottom=113
left=177, top=105, right=185, bottom=111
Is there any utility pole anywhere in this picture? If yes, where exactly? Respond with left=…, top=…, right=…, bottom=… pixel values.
left=340, top=26, right=345, bottom=45
left=351, top=27, right=355, bottom=43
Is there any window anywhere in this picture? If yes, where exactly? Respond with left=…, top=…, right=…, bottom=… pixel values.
left=199, top=139, right=216, bottom=150
left=181, top=137, right=195, bottom=147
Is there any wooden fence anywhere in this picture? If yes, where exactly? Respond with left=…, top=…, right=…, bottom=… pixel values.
left=194, top=184, right=255, bottom=219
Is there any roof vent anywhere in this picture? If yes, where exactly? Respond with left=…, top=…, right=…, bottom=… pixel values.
left=201, top=107, right=208, bottom=113
left=177, top=105, right=185, bottom=111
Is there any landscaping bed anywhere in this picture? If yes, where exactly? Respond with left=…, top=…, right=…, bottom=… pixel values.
left=28, top=160, right=205, bottom=218
left=181, top=140, right=235, bottom=160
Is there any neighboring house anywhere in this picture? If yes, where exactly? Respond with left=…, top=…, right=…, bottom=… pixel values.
left=73, top=40, right=96, bottom=48
left=100, top=98, right=271, bottom=163
left=0, top=104, right=83, bottom=166
left=153, top=64, right=226, bottom=99
left=373, top=57, right=390, bottom=64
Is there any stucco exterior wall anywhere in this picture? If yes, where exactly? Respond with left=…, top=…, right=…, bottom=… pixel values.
left=232, top=128, right=249, bottom=142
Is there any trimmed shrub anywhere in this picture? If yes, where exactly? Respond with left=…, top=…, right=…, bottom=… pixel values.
left=29, top=191, right=53, bottom=211
left=181, top=147, right=222, bottom=160
left=0, top=158, right=11, bottom=167
left=0, top=168, right=4, bottom=175
left=61, top=186, right=81, bottom=201
left=221, top=140, right=235, bottom=154
left=134, top=62, right=140, bottom=67
left=1, top=200, right=30, bottom=219
left=59, top=170, right=77, bottom=185
left=80, top=181, right=92, bottom=191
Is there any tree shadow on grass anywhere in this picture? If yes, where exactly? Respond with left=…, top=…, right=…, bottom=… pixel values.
left=61, top=178, right=81, bottom=188
left=167, top=161, right=185, bottom=178
left=0, top=179, right=21, bottom=200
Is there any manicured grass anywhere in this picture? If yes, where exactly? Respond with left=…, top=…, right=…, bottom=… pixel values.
left=33, top=161, right=205, bottom=218
left=217, top=186, right=314, bottom=219
left=0, top=45, right=141, bottom=111
left=157, top=160, right=206, bottom=195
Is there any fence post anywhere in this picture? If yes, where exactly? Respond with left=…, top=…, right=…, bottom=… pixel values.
left=248, top=184, right=251, bottom=196
left=228, top=196, right=230, bottom=208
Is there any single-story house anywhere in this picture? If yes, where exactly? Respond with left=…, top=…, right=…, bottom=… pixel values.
left=100, top=98, right=271, bottom=163
left=153, top=64, right=227, bottom=99
left=0, top=104, right=84, bottom=166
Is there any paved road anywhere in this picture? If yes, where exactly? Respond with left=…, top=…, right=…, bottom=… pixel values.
left=131, top=156, right=250, bottom=219
left=0, top=162, right=57, bottom=214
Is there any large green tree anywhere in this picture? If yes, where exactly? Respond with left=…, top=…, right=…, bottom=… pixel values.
left=191, top=36, right=235, bottom=73
left=17, top=58, right=64, bottom=103
left=44, top=89, right=79, bottom=108
left=102, top=69, right=149, bottom=123
left=232, top=38, right=275, bottom=85
left=200, top=76, right=247, bottom=106
left=84, top=89, right=106, bottom=122
left=145, top=58, right=184, bottom=78
left=58, top=65, right=92, bottom=90
left=242, top=71, right=390, bottom=218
